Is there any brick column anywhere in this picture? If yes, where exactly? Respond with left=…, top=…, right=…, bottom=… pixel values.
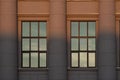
left=48, top=0, right=67, bottom=80
left=98, top=0, right=116, bottom=80
left=0, top=0, right=18, bottom=80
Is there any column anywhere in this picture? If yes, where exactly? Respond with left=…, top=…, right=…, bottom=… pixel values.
left=0, top=0, right=18, bottom=80
left=48, top=0, right=67, bottom=80
left=98, top=0, right=116, bottom=80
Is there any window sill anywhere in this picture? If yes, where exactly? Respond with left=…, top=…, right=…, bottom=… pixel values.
left=67, top=67, right=97, bottom=71
left=18, top=68, right=48, bottom=72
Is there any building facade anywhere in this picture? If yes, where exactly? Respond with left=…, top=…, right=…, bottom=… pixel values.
left=0, top=0, right=120, bottom=80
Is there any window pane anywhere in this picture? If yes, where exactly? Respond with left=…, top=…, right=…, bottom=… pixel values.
left=89, top=53, right=95, bottom=67
left=80, top=38, right=87, bottom=50
left=80, top=52, right=87, bottom=67
left=80, top=22, right=87, bottom=36
left=31, top=39, right=38, bottom=50
left=71, top=53, right=78, bottom=67
left=22, top=22, right=30, bottom=36
left=88, top=38, right=96, bottom=50
left=71, top=38, right=78, bottom=50
left=88, top=22, right=96, bottom=36
left=31, top=53, right=38, bottom=67
left=39, top=39, right=47, bottom=51
left=31, top=22, right=38, bottom=36
left=40, top=53, right=46, bottom=67
left=22, top=53, right=29, bottom=67
left=71, top=22, right=78, bottom=36
left=22, top=39, right=29, bottom=51
left=39, top=22, right=46, bottom=36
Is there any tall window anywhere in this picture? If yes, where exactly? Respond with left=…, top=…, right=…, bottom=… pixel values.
left=21, top=21, right=47, bottom=68
left=70, top=21, right=96, bottom=68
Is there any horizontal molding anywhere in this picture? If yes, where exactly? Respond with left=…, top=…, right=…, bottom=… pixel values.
left=18, top=13, right=49, bottom=18
left=19, top=0, right=97, bottom=2
left=18, top=13, right=99, bottom=17
left=18, top=13, right=120, bottom=20
left=18, top=13, right=99, bottom=20
left=67, top=0, right=97, bottom=2
left=19, top=0, right=49, bottom=1
left=18, top=13, right=49, bottom=21
left=67, top=13, right=99, bottom=20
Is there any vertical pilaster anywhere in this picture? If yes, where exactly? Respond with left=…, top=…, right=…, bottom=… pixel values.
left=48, top=0, right=67, bottom=80
left=0, top=0, right=18, bottom=80
left=98, top=0, right=116, bottom=80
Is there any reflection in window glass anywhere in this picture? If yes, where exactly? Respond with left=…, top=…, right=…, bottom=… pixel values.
left=31, top=39, right=38, bottom=51
left=70, top=21, right=96, bottom=68
left=71, top=22, right=78, bottom=36
left=71, top=38, right=78, bottom=50
left=40, top=53, right=46, bottom=67
left=39, top=22, right=46, bottom=36
left=22, top=22, right=30, bottom=36
left=22, top=39, right=29, bottom=51
left=80, top=22, right=87, bottom=36
left=21, top=21, right=47, bottom=68
left=80, top=52, right=87, bottom=67
left=88, top=22, right=96, bottom=36
left=22, top=53, right=29, bottom=67
left=31, top=22, right=38, bottom=36
left=80, top=39, right=87, bottom=50
left=31, top=53, right=38, bottom=67
left=88, top=38, right=95, bottom=50
left=39, top=39, right=47, bottom=51
left=72, top=53, right=78, bottom=67
left=89, top=53, right=95, bottom=67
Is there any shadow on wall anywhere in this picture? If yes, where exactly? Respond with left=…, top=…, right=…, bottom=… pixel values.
left=17, top=31, right=118, bottom=80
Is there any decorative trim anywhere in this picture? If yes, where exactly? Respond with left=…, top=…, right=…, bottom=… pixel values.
left=18, top=13, right=49, bottom=18
left=19, top=0, right=49, bottom=1
left=18, top=13, right=99, bottom=20
left=67, top=0, right=97, bottom=2
left=67, top=13, right=99, bottom=20
left=19, top=0, right=97, bottom=2
left=18, top=13, right=49, bottom=21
